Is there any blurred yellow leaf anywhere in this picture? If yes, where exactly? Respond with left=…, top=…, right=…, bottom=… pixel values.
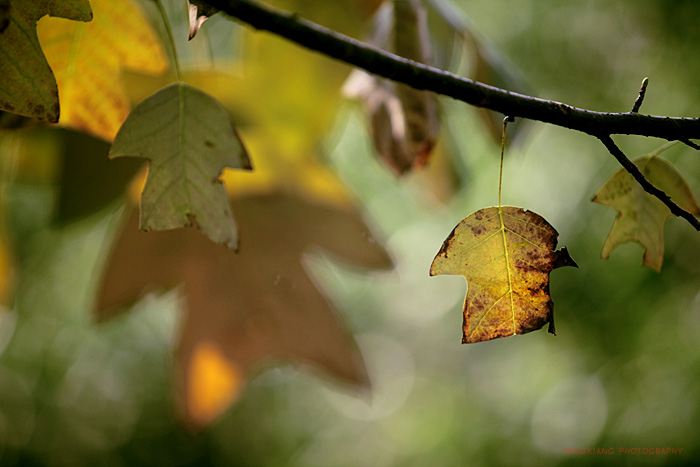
left=593, top=155, right=700, bottom=272
left=431, top=207, right=577, bottom=343
left=37, top=0, right=168, bottom=141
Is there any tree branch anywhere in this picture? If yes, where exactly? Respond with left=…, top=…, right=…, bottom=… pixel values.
left=207, top=0, right=700, bottom=140
left=205, top=0, right=700, bottom=229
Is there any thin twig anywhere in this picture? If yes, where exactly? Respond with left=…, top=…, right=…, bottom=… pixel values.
left=597, top=135, right=700, bottom=231
left=631, top=77, right=648, bottom=113
left=680, top=138, right=700, bottom=150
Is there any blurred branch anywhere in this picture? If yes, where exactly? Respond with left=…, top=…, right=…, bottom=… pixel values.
left=204, top=0, right=700, bottom=230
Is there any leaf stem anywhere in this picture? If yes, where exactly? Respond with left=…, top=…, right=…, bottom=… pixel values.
left=498, top=117, right=511, bottom=208
left=648, top=140, right=678, bottom=159
left=155, top=0, right=183, bottom=80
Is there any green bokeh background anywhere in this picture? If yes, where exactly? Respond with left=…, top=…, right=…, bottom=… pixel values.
left=1, top=0, right=700, bottom=465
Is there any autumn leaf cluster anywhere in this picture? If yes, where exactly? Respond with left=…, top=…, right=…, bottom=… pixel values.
left=1, top=0, right=699, bottom=430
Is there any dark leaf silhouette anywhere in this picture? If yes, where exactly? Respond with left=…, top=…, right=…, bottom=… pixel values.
left=96, top=193, right=392, bottom=427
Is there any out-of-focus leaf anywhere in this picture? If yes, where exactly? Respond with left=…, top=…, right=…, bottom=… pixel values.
left=0, top=0, right=92, bottom=122
left=37, top=0, right=168, bottom=141
left=593, top=155, right=700, bottom=272
left=188, top=0, right=218, bottom=40
left=54, top=129, right=143, bottom=224
left=343, top=0, right=439, bottom=176
left=425, top=0, right=530, bottom=144
left=430, top=206, right=577, bottom=343
left=110, top=81, right=252, bottom=250
left=96, top=193, right=393, bottom=428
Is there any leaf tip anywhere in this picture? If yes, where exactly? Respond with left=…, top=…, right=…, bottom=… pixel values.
left=554, top=247, right=578, bottom=269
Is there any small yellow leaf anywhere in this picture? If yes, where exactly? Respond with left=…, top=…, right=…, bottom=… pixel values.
left=185, top=341, right=243, bottom=427
left=431, top=206, right=577, bottom=343
left=37, top=0, right=168, bottom=141
left=593, top=155, right=700, bottom=272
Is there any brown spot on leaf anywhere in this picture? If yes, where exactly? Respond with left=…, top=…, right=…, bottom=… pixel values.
left=471, top=224, right=486, bottom=236
left=204, top=140, right=214, bottom=148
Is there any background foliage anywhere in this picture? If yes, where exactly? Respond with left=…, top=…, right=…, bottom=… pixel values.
left=1, top=0, right=700, bottom=465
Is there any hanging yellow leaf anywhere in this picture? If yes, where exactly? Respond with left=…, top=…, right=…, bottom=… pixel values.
left=0, top=0, right=92, bottom=121
left=37, top=0, right=168, bottom=141
left=430, top=206, right=577, bottom=343
left=593, top=155, right=700, bottom=272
